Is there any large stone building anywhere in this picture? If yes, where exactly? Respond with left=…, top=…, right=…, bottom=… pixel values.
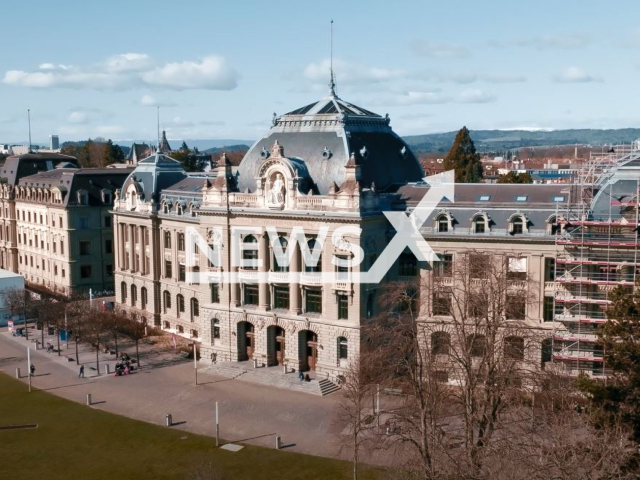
left=0, top=152, right=132, bottom=295
left=112, top=89, right=584, bottom=381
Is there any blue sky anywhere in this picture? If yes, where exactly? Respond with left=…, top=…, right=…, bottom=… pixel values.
left=2, top=0, right=640, bottom=144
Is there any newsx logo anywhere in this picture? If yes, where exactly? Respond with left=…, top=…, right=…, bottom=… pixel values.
left=185, top=171, right=455, bottom=285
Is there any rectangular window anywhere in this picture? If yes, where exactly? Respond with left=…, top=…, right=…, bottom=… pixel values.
left=60, top=240, right=64, bottom=254
left=543, top=296, right=554, bottom=322
left=338, top=294, right=349, bottom=319
left=243, top=284, right=258, bottom=305
left=470, top=254, right=489, bottom=279
left=399, top=253, right=417, bottom=277
left=164, top=260, right=172, bottom=278
left=434, top=254, right=453, bottom=278
left=80, top=265, right=91, bottom=278
left=515, top=196, right=528, bottom=202
left=62, top=269, right=65, bottom=278
left=506, top=294, right=526, bottom=320
left=507, top=257, right=527, bottom=280
left=106, top=264, right=113, bottom=276
left=79, top=241, right=91, bottom=256
left=336, top=257, right=349, bottom=281
left=178, top=234, right=185, bottom=252
left=105, top=239, right=113, bottom=254
left=544, top=257, right=556, bottom=282
left=104, top=216, right=112, bottom=228
left=54, top=265, right=58, bottom=275
left=210, top=283, right=220, bottom=303
left=478, top=195, right=491, bottom=201
left=274, top=285, right=290, bottom=310
left=179, top=264, right=186, bottom=282
left=164, top=231, right=171, bottom=248
left=305, top=289, right=322, bottom=314
left=553, top=196, right=565, bottom=202
left=432, top=293, right=451, bottom=316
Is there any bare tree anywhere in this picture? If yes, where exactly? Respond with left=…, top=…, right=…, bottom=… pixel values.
left=82, top=311, right=108, bottom=374
left=121, top=313, right=149, bottom=367
left=64, top=295, right=89, bottom=365
left=4, top=287, right=34, bottom=340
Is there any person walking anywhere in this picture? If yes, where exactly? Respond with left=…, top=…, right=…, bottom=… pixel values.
left=78, top=365, right=85, bottom=378
left=30, top=364, right=35, bottom=376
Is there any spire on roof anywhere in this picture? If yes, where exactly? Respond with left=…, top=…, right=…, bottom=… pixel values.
left=329, top=19, right=336, bottom=97
left=158, top=130, right=171, bottom=154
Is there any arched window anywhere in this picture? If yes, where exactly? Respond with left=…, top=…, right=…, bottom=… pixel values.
left=190, top=298, right=199, bottom=321
left=304, top=238, right=322, bottom=273
left=177, top=294, right=185, bottom=316
left=467, top=334, right=487, bottom=357
left=431, top=331, right=451, bottom=355
left=547, top=215, right=560, bottom=235
left=472, top=215, right=487, bottom=234
left=163, top=290, right=171, bottom=313
left=131, top=284, right=137, bottom=307
left=141, top=287, right=147, bottom=310
left=273, top=236, right=289, bottom=272
left=510, top=216, right=525, bottom=235
left=242, top=235, right=258, bottom=269
left=437, top=214, right=450, bottom=233
left=505, top=336, right=525, bottom=360
left=338, top=337, right=348, bottom=363
left=121, top=281, right=127, bottom=302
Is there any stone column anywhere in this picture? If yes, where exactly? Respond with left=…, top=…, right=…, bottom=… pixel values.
left=139, top=226, right=146, bottom=274
left=118, top=223, right=126, bottom=270
left=289, top=241, right=301, bottom=314
left=129, top=225, right=136, bottom=272
left=259, top=232, right=269, bottom=310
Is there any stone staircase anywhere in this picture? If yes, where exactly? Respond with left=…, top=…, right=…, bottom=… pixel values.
left=201, top=362, right=340, bottom=396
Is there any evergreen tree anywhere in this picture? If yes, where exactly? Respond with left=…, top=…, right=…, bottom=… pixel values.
left=496, top=171, right=533, bottom=184
left=578, top=281, right=640, bottom=445
left=180, top=141, right=189, bottom=151
left=443, top=126, right=483, bottom=183
left=105, top=140, right=124, bottom=164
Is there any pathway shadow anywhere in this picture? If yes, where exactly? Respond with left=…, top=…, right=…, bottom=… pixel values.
left=171, top=421, right=187, bottom=427
left=42, top=382, right=90, bottom=391
left=227, top=433, right=277, bottom=443
left=280, top=443, right=297, bottom=449
left=91, top=400, right=106, bottom=406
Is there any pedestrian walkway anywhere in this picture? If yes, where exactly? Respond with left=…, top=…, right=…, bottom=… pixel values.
left=201, top=361, right=340, bottom=396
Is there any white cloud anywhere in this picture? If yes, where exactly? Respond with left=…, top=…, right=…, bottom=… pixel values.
left=96, top=125, right=125, bottom=135
left=140, top=94, right=157, bottom=106
left=3, top=53, right=238, bottom=91
left=554, top=67, right=600, bottom=83
left=492, top=33, right=590, bottom=50
left=303, top=58, right=405, bottom=86
left=456, top=89, right=497, bottom=103
left=410, top=40, right=470, bottom=58
left=141, top=56, right=238, bottom=90
left=68, top=111, right=88, bottom=124
left=396, top=91, right=452, bottom=105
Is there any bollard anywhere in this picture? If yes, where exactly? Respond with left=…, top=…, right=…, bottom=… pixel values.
left=15, top=367, right=20, bottom=379
left=275, top=435, right=282, bottom=450
left=165, top=413, right=172, bottom=427
left=253, top=359, right=258, bottom=369
left=86, top=393, right=92, bottom=406
left=283, top=365, right=287, bottom=374
left=104, top=364, right=110, bottom=375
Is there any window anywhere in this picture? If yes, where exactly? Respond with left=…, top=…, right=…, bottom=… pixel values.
left=305, top=288, right=322, bottom=313
left=544, top=258, right=556, bottom=282
left=179, top=264, right=186, bottom=282
left=177, top=294, right=185, bottom=316
left=121, top=282, right=127, bottom=301
left=60, top=240, right=64, bottom=254
left=106, top=264, right=113, bottom=276
left=434, top=371, right=449, bottom=383
left=437, top=215, right=449, bottom=232
left=548, top=216, right=560, bottom=235
left=141, top=287, right=147, bottom=310
left=468, top=335, right=487, bottom=357
left=178, top=233, right=185, bottom=251
left=432, top=253, right=452, bottom=278
left=505, top=294, right=525, bottom=320
left=511, top=217, right=524, bottom=235
left=504, top=336, right=525, bottom=360
left=474, top=216, right=486, bottom=234
left=553, top=196, right=565, bottom=202
left=80, top=217, right=89, bottom=229
left=543, top=296, right=554, bottom=322
left=468, top=293, right=488, bottom=318
left=212, top=318, right=221, bottom=340
left=244, top=284, right=258, bottom=305
left=104, top=216, right=112, bottom=228
left=273, top=237, right=289, bottom=272
left=242, top=235, right=258, bottom=269
left=164, top=260, right=172, bottom=278
left=190, top=298, right=199, bottom=320
left=515, top=196, right=528, bottom=202
left=338, top=337, right=348, bottom=361
left=304, top=238, right=322, bottom=273
left=211, top=284, right=220, bottom=303
left=366, top=293, right=374, bottom=318
left=131, top=285, right=137, bottom=307
left=478, top=195, right=491, bottom=201
left=470, top=254, right=489, bottom=279
left=62, top=269, right=65, bottom=278
left=177, top=325, right=184, bottom=334
left=105, top=239, right=113, bottom=254
left=79, top=241, right=91, bottom=256
left=54, top=265, right=58, bottom=275
left=191, top=329, right=198, bottom=339
left=335, top=256, right=349, bottom=281
left=398, top=252, right=417, bottom=277
left=432, top=293, right=451, bottom=316
left=80, top=265, right=91, bottom=278
left=164, top=231, right=171, bottom=248
left=431, top=332, right=450, bottom=355
left=163, top=321, right=170, bottom=329
left=338, top=294, right=349, bottom=319
left=274, top=285, right=289, bottom=310
left=163, top=291, right=171, bottom=313
left=507, top=257, right=527, bottom=280
left=541, top=338, right=553, bottom=367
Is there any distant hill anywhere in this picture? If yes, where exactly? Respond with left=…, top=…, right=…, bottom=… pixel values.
left=113, top=139, right=253, bottom=152
left=202, top=144, right=250, bottom=154
left=403, top=128, right=640, bottom=153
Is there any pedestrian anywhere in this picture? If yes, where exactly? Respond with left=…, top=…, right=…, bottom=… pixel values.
left=78, top=365, right=85, bottom=378
left=30, top=364, right=35, bottom=376
left=298, top=371, right=304, bottom=382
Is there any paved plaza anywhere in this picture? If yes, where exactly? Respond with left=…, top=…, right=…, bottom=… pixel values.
left=0, top=327, right=347, bottom=458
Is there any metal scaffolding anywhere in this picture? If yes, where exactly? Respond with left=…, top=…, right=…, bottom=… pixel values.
left=552, top=141, right=640, bottom=377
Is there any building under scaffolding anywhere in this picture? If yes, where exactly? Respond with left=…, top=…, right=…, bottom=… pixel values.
left=553, top=140, right=640, bottom=376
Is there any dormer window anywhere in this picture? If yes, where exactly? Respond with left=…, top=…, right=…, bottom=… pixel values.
left=436, top=214, right=452, bottom=233
left=472, top=214, right=487, bottom=234
left=77, top=190, right=89, bottom=205
left=101, top=190, right=112, bottom=205
left=510, top=216, right=525, bottom=235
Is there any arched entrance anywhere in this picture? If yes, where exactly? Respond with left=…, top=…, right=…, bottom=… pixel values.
left=237, top=321, right=255, bottom=361
left=267, top=326, right=285, bottom=366
left=298, top=330, right=318, bottom=372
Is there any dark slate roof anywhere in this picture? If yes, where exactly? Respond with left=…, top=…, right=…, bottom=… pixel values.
left=120, top=152, right=187, bottom=205
left=162, top=176, right=210, bottom=193
left=236, top=93, right=423, bottom=194
left=19, top=167, right=132, bottom=207
left=128, top=143, right=150, bottom=160
left=1, top=153, right=79, bottom=185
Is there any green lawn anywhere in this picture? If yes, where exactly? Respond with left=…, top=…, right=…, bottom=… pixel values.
left=0, top=373, right=382, bottom=480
